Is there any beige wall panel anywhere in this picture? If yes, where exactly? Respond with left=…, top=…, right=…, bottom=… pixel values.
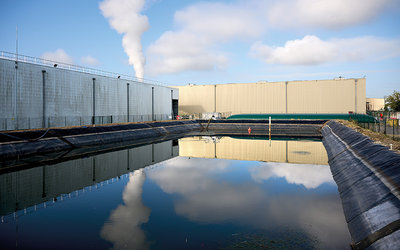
left=179, top=137, right=217, bottom=158
left=216, top=137, right=287, bottom=162
left=216, top=82, right=286, bottom=115
left=357, top=78, right=366, bottom=113
left=179, top=137, right=328, bottom=165
left=176, top=78, right=366, bottom=115
left=288, top=79, right=356, bottom=113
left=366, top=98, right=384, bottom=111
left=287, top=141, right=328, bottom=165
left=175, top=85, right=215, bottom=115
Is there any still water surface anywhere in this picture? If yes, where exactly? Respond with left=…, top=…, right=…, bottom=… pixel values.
left=0, top=136, right=350, bottom=249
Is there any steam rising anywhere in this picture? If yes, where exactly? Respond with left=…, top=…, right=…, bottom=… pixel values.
left=100, top=0, right=149, bottom=79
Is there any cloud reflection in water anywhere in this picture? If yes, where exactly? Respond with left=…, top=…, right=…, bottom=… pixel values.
left=148, top=157, right=349, bottom=249
left=101, top=169, right=150, bottom=250
left=250, top=161, right=335, bottom=189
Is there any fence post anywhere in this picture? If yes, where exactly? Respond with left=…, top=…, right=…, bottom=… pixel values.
left=378, top=121, right=381, bottom=133
left=384, top=119, right=386, bottom=135
left=394, top=120, right=395, bottom=140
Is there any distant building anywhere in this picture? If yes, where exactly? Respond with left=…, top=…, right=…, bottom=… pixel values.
left=366, top=98, right=385, bottom=111
left=174, top=78, right=366, bottom=118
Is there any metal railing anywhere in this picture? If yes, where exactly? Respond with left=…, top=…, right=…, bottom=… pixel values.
left=0, top=50, right=167, bottom=86
left=0, top=114, right=173, bottom=131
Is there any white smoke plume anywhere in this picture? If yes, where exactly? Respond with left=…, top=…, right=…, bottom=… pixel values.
left=100, top=0, right=149, bottom=80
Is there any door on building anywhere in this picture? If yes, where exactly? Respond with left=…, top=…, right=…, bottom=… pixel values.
left=172, top=99, right=178, bottom=119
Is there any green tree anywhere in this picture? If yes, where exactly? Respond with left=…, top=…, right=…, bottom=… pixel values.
left=385, top=90, right=400, bottom=111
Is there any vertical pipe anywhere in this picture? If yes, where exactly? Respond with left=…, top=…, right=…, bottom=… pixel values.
left=42, top=166, right=46, bottom=198
left=286, top=140, right=288, bottom=163
left=171, top=90, right=173, bottom=119
left=214, top=85, right=216, bottom=113
left=92, top=157, right=96, bottom=182
left=152, top=87, right=154, bottom=121
left=127, top=150, right=130, bottom=170
left=214, top=141, right=217, bottom=159
left=127, top=83, right=130, bottom=122
left=355, top=79, right=358, bottom=113
left=152, top=144, right=155, bottom=162
left=285, top=81, right=288, bottom=113
left=269, top=116, right=271, bottom=139
left=92, top=78, right=96, bottom=125
left=42, top=70, right=46, bottom=128
left=14, top=58, right=18, bottom=129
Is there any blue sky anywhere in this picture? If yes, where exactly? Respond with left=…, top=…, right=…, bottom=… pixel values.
left=0, top=0, right=399, bottom=97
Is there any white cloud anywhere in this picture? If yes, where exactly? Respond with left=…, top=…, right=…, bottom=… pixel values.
left=267, top=0, right=394, bottom=29
left=147, top=31, right=229, bottom=75
left=146, top=0, right=396, bottom=75
left=174, top=2, right=263, bottom=42
left=101, top=169, right=150, bottom=249
left=80, top=55, right=100, bottom=66
left=249, top=162, right=335, bottom=189
left=146, top=1, right=264, bottom=76
left=41, top=49, right=73, bottom=64
left=250, top=36, right=336, bottom=65
left=250, top=35, right=400, bottom=65
left=100, top=0, right=149, bottom=79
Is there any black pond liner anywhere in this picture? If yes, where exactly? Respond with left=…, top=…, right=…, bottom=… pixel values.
left=0, top=121, right=201, bottom=162
left=0, top=120, right=325, bottom=163
left=322, top=120, right=400, bottom=249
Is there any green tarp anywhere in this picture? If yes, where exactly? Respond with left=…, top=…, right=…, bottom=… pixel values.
left=227, top=113, right=377, bottom=123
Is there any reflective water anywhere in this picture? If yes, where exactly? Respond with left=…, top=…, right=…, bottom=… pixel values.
left=0, top=137, right=350, bottom=249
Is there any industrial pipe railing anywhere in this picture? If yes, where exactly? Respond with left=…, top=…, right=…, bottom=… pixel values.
left=0, top=50, right=167, bottom=86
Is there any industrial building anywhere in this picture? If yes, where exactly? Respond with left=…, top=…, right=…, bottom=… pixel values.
left=175, top=78, right=366, bottom=118
left=366, top=98, right=385, bottom=111
left=0, top=53, right=178, bottom=131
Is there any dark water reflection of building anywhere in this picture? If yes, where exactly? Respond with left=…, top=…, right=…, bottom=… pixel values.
left=0, top=141, right=178, bottom=217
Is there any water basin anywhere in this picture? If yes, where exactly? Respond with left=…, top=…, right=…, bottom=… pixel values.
left=0, top=136, right=350, bottom=249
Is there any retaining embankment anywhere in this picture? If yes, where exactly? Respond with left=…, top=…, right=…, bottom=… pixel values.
left=322, top=120, right=400, bottom=249
left=0, top=120, right=200, bottom=161
left=0, top=119, right=325, bottom=163
left=198, top=119, right=325, bottom=138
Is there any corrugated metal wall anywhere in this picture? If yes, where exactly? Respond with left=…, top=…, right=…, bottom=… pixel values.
left=176, top=78, right=366, bottom=116
left=0, top=58, right=178, bottom=130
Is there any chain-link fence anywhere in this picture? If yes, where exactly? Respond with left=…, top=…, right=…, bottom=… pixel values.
left=0, top=114, right=173, bottom=130
left=358, top=118, right=400, bottom=140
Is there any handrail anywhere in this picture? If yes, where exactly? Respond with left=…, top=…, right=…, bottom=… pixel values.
left=0, top=50, right=167, bottom=86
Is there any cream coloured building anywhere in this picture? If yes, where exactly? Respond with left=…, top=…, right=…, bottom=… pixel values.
left=174, top=78, right=366, bottom=117
left=366, top=98, right=385, bottom=111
